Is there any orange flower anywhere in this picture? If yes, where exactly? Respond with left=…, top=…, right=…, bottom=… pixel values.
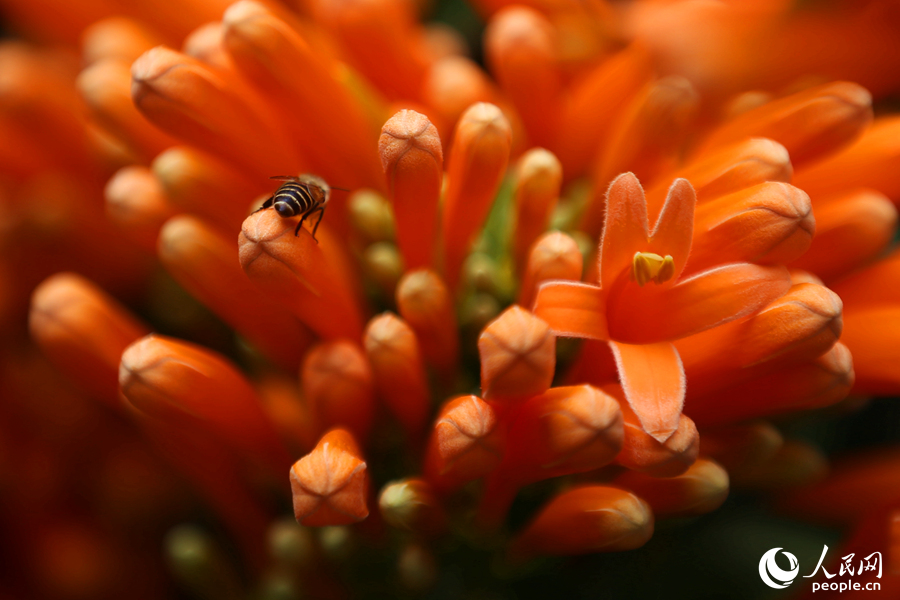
left=534, top=173, right=790, bottom=441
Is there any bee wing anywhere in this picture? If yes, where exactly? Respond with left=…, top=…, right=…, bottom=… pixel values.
left=269, top=175, right=299, bottom=182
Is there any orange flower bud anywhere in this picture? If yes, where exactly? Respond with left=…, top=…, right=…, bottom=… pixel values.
left=479, top=385, right=623, bottom=525
left=829, top=247, right=900, bottom=309
left=485, top=7, right=561, bottom=148
left=508, top=486, right=653, bottom=558
left=378, top=478, right=446, bottom=536
left=82, top=17, right=164, bottom=65
left=512, top=149, right=563, bottom=269
left=839, top=306, right=900, bottom=396
left=290, top=428, right=370, bottom=526
left=222, top=1, right=381, bottom=190
left=688, top=182, right=814, bottom=274
left=790, top=188, right=898, bottom=283
left=152, top=146, right=262, bottom=233
left=613, top=386, right=699, bottom=477
left=104, top=165, right=176, bottom=251
left=518, top=232, right=582, bottom=308
left=240, top=209, right=364, bottom=340
left=688, top=343, right=854, bottom=426
left=479, top=305, right=555, bottom=402
left=677, top=283, right=843, bottom=398
left=301, top=341, right=376, bottom=443
left=255, top=375, right=318, bottom=458
left=614, top=458, right=729, bottom=518
left=78, top=59, right=176, bottom=161
left=120, top=334, right=291, bottom=474
left=422, top=56, right=501, bottom=141
left=643, top=138, right=792, bottom=219
left=364, top=313, right=430, bottom=439
left=424, top=395, right=504, bottom=492
left=794, top=115, right=900, bottom=206
left=379, top=110, right=443, bottom=270
left=29, top=273, right=150, bottom=409
left=442, top=103, right=512, bottom=290
left=159, top=215, right=313, bottom=371
left=396, top=269, right=459, bottom=379
left=131, top=46, right=305, bottom=179
left=697, top=82, right=872, bottom=168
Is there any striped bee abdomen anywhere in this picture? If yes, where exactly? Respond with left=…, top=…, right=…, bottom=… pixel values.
left=273, top=181, right=315, bottom=217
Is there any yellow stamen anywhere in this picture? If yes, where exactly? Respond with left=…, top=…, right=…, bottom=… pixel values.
left=632, top=252, right=675, bottom=286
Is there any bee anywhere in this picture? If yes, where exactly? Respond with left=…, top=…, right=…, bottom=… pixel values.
left=257, top=174, right=337, bottom=243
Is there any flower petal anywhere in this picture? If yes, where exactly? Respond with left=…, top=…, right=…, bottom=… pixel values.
left=609, top=340, right=684, bottom=443
left=648, top=178, right=695, bottom=282
left=608, top=263, right=792, bottom=343
left=600, top=172, right=650, bottom=290
left=532, top=280, right=609, bottom=340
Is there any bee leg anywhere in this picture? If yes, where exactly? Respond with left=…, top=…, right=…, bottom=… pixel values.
left=294, top=207, right=314, bottom=237
left=310, top=207, right=326, bottom=244
left=253, top=195, right=274, bottom=213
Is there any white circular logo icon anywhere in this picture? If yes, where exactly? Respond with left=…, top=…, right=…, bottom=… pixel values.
left=759, top=548, right=800, bottom=589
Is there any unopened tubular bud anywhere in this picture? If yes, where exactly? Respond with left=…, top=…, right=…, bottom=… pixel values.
left=29, top=273, right=150, bottom=409
left=290, top=429, right=370, bottom=527
left=442, top=103, right=512, bottom=290
left=104, top=165, right=176, bottom=251
left=643, top=138, right=792, bottom=217
left=696, top=82, right=872, bottom=168
left=512, top=148, right=563, bottom=268
left=518, top=232, right=582, bottom=308
left=396, top=269, right=459, bottom=379
left=424, top=395, right=504, bottom=492
left=379, top=110, right=443, bottom=270
left=614, top=458, right=729, bottom=518
left=120, top=334, right=291, bottom=474
left=701, top=422, right=784, bottom=478
left=348, top=190, right=395, bottom=245
left=82, top=17, right=165, bottom=65
left=613, top=386, right=699, bottom=477
left=364, top=313, right=430, bottom=439
left=479, top=305, right=555, bottom=402
left=301, top=341, right=375, bottom=443
left=689, top=182, right=814, bottom=274
left=508, top=486, right=653, bottom=559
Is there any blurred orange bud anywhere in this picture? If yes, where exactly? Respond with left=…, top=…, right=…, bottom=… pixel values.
left=688, top=182, right=814, bottom=274
left=479, top=305, right=555, bottom=402
left=512, top=148, right=563, bottom=269
left=290, top=428, right=370, bottom=526
left=701, top=421, right=784, bottom=476
left=508, top=486, right=653, bottom=559
left=794, top=116, right=900, bottom=206
left=82, top=17, right=164, bottom=65
left=518, top=231, right=582, bottom=308
left=790, top=189, right=898, bottom=283
left=422, top=56, right=501, bottom=140
left=78, top=59, right=176, bottom=162
left=730, top=439, right=827, bottom=490
left=159, top=215, right=313, bottom=370
left=424, top=395, right=504, bottom=492
left=131, top=46, right=305, bottom=179
left=378, top=478, right=446, bottom=536
left=839, top=306, right=900, bottom=396
left=104, top=165, right=176, bottom=251
left=442, top=103, right=512, bottom=290
left=364, top=313, right=430, bottom=439
left=485, top=7, right=561, bottom=148
left=379, top=109, right=443, bottom=269
left=120, top=334, right=291, bottom=473
left=396, top=269, right=459, bottom=379
left=697, top=82, right=872, bottom=168
left=29, top=273, right=149, bottom=409
left=152, top=146, right=262, bottom=233
left=240, top=209, right=364, bottom=340
left=614, top=458, right=729, bottom=519
left=302, top=341, right=375, bottom=443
